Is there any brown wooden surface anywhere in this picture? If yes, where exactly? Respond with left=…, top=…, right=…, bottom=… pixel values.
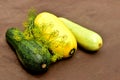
left=0, top=0, right=120, bottom=80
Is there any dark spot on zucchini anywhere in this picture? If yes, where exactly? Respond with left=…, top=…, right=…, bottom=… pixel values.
left=48, top=48, right=54, bottom=55
left=69, top=48, right=75, bottom=57
left=99, top=43, right=102, bottom=48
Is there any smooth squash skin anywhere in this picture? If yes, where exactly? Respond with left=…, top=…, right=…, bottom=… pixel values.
left=59, top=17, right=103, bottom=51
left=6, top=28, right=51, bottom=73
left=33, top=12, right=77, bottom=62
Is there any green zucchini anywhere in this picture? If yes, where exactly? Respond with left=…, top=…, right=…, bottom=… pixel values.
left=6, top=28, right=51, bottom=73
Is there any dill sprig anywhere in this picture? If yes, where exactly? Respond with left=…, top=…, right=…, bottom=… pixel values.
left=23, top=8, right=37, bottom=40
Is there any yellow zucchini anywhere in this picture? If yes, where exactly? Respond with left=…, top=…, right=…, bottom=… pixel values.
left=24, top=11, right=77, bottom=62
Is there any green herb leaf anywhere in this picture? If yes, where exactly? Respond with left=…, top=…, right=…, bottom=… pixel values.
left=23, top=8, right=37, bottom=40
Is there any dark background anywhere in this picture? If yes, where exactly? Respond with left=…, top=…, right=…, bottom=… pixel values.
left=0, top=0, right=120, bottom=80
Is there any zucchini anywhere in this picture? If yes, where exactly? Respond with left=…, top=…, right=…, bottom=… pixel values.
left=6, top=28, right=51, bottom=73
left=23, top=11, right=77, bottom=62
left=59, top=17, right=103, bottom=51
left=34, top=12, right=77, bottom=62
